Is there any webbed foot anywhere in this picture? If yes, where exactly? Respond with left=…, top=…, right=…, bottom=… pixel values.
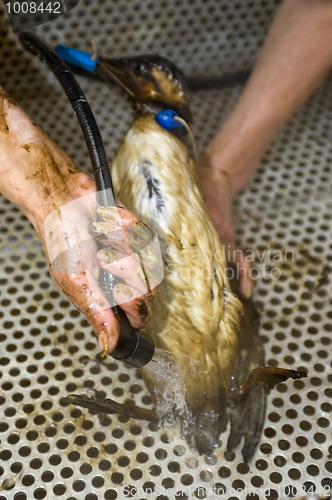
left=232, top=366, right=307, bottom=403
left=227, top=385, right=266, bottom=463
left=228, top=367, right=307, bottom=462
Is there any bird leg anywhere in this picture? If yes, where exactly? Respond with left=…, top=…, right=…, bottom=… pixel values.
left=228, top=367, right=307, bottom=462
left=61, top=394, right=160, bottom=422
left=231, top=366, right=307, bottom=404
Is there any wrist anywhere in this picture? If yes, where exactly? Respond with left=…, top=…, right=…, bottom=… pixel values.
left=196, top=161, right=234, bottom=200
left=197, top=153, right=241, bottom=198
left=199, top=108, right=279, bottom=195
left=1, top=169, right=94, bottom=244
left=30, top=170, right=96, bottom=234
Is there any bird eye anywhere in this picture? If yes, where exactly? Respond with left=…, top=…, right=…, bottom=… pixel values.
left=135, top=63, right=145, bottom=74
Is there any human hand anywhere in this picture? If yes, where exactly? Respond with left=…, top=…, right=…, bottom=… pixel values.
left=43, top=191, right=162, bottom=356
left=196, top=160, right=252, bottom=297
left=0, top=86, right=159, bottom=355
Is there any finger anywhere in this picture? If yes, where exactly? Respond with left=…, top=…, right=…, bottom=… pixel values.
left=97, top=248, right=159, bottom=296
left=50, top=267, right=119, bottom=357
left=239, top=259, right=253, bottom=298
left=135, top=243, right=159, bottom=270
left=90, top=220, right=155, bottom=256
left=98, top=205, right=155, bottom=250
left=90, top=221, right=122, bottom=235
left=47, top=211, right=100, bottom=273
left=97, top=205, right=149, bottom=228
left=114, top=282, right=160, bottom=302
left=145, top=283, right=160, bottom=301
left=98, top=248, right=149, bottom=295
left=223, top=241, right=253, bottom=299
left=89, top=221, right=129, bottom=254
left=233, top=252, right=253, bottom=298
left=114, top=284, right=152, bottom=328
left=126, top=225, right=155, bottom=253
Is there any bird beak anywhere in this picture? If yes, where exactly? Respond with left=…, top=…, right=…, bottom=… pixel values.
left=100, top=57, right=155, bottom=102
left=100, top=56, right=193, bottom=123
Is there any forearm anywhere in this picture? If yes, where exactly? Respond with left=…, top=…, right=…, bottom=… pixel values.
left=201, top=0, right=332, bottom=194
left=0, top=86, right=88, bottom=230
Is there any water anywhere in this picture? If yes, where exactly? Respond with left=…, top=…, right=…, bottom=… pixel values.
left=144, top=347, right=209, bottom=425
left=144, top=348, right=189, bottom=421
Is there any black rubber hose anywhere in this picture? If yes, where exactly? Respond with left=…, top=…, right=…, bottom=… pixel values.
left=19, top=31, right=114, bottom=207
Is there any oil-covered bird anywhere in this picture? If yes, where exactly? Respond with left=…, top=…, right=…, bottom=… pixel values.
left=66, top=54, right=306, bottom=462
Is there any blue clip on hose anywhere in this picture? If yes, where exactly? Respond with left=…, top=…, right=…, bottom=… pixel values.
left=55, top=45, right=100, bottom=73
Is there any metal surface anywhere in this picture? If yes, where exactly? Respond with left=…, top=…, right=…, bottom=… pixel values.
left=0, top=0, right=332, bottom=498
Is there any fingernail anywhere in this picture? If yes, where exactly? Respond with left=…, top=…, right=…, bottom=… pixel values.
left=97, top=206, right=119, bottom=219
left=244, top=287, right=252, bottom=299
left=140, top=246, right=157, bottom=268
left=129, top=225, right=154, bottom=243
left=138, top=300, right=152, bottom=324
left=100, top=345, right=108, bottom=358
left=115, top=284, right=133, bottom=297
left=88, top=222, right=98, bottom=236
left=92, top=221, right=113, bottom=235
left=97, top=249, right=117, bottom=265
left=88, top=222, right=108, bottom=238
left=98, top=330, right=109, bottom=356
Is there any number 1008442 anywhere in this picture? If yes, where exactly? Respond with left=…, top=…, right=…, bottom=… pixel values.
left=5, top=2, right=61, bottom=14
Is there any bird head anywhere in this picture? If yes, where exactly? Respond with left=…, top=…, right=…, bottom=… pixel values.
left=101, top=54, right=193, bottom=123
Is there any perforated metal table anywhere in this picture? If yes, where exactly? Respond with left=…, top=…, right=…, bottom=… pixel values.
left=0, top=1, right=331, bottom=499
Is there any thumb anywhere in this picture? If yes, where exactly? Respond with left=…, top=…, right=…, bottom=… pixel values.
left=50, top=268, right=120, bottom=357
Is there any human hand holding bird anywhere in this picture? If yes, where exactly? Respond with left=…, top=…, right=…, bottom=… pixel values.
left=0, top=86, right=158, bottom=356
left=196, top=159, right=253, bottom=298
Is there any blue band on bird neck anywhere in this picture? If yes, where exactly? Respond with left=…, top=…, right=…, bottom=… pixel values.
left=156, top=109, right=183, bottom=130
left=55, top=45, right=100, bottom=73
